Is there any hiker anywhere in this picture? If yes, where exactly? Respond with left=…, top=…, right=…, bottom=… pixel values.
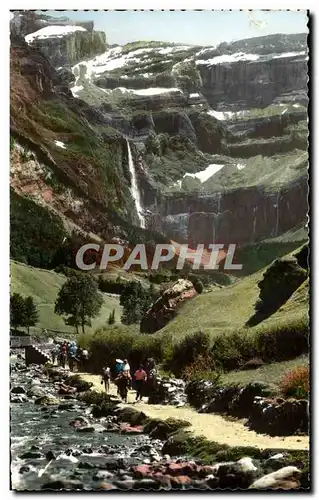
left=68, top=342, right=77, bottom=372
left=145, top=358, right=157, bottom=397
left=101, top=366, right=111, bottom=393
left=51, top=343, right=59, bottom=364
left=60, top=342, right=67, bottom=368
left=116, top=371, right=130, bottom=403
left=134, top=365, right=147, bottom=402
left=115, top=359, right=124, bottom=377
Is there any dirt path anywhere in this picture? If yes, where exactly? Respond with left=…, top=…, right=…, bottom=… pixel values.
left=79, top=373, right=309, bottom=451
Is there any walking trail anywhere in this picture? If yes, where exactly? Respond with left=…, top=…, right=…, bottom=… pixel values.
left=79, top=373, right=309, bottom=451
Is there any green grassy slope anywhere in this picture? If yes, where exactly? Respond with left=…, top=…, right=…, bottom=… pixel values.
left=220, top=355, right=308, bottom=391
left=10, top=260, right=122, bottom=334
left=155, top=254, right=308, bottom=342
left=155, top=271, right=263, bottom=340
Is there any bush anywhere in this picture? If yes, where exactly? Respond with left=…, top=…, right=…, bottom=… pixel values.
left=255, top=315, right=309, bottom=362
left=87, top=325, right=172, bottom=374
left=280, top=366, right=309, bottom=399
left=211, top=331, right=257, bottom=371
left=166, top=331, right=211, bottom=376
left=182, top=354, right=222, bottom=382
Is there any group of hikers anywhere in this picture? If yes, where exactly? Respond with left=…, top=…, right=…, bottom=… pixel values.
left=51, top=340, right=157, bottom=403
left=101, top=357, right=157, bottom=403
left=51, top=341, right=88, bottom=372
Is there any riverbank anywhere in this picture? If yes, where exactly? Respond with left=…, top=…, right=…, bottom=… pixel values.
left=79, top=373, right=309, bottom=451
left=11, top=359, right=310, bottom=490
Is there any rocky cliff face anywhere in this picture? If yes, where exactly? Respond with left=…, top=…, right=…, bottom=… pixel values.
left=10, top=12, right=309, bottom=268
left=148, top=177, right=308, bottom=247
left=199, top=53, right=308, bottom=109
left=24, top=27, right=107, bottom=68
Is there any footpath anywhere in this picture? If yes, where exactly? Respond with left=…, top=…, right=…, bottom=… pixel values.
left=79, top=373, right=309, bottom=451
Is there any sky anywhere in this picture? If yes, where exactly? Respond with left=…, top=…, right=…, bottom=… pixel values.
left=37, top=10, right=308, bottom=46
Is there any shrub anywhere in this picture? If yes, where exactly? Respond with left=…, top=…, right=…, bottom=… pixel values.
left=182, top=354, right=222, bottom=382
left=166, top=331, right=211, bottom=376
left=87, top=325, right=172, bottom=374
left=211, top=331, right=257, bottom=371
left=280, top=366, right=309, bottom=399
left=255, top=315, right=309, bottom=362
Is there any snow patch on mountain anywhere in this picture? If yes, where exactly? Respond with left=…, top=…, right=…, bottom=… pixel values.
left=54, top=140, right=67, bottom=149
left=184, top=164, right=225, bottom=183
left=196, top=52, right=260, bottom=66
left=25, top=25, right=87, bottom=43
left=272, top=51, right=306, bottom=59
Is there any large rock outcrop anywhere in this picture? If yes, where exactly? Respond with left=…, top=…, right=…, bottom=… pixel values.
left=140, top=279, right=196, bottom=333
left=25, top=27, right=107, bottom=68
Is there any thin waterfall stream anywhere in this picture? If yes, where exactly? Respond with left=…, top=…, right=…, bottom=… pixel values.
left=126, top=140, right=145, bottom=228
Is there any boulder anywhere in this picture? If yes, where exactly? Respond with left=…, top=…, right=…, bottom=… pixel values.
left=20, top=451, right=43, bottom=459
left=69, top=416, right=90, bottom=428
left=11, top=386, right=26, bottom=394
left=35, top=395, right=59, bottom=405
left=41, top=480, right=84, bottom=490
left=249, top=466, right=301, bottom=490
left=140, top=279, right=196, bottom=333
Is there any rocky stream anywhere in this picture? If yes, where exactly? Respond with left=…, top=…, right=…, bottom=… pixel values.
left=10, top=353, right=309, bottom=491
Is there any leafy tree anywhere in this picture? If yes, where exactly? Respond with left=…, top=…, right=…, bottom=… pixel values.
left=120, top=282, right=153, bottom=325
left=55, top=274, right=103, bottom=333
left=10, top=293, right=26, bottom=332
left=23, top=296, right=39, bottom=334
left=108, top=309, right=115, bottom=325
left=10, top=293, right=39, bottom=333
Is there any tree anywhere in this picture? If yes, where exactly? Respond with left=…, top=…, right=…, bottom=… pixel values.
left=10, top=293, right=26, bottom=332
left=10, top=293, right=39, bottom=334
left=120, top=282, right=153, bottom=325
left=108, top=309, right=115, bottom=325
left=55, top=274, right=103, bottom=334
left=23, top=296, right=39, bottom=334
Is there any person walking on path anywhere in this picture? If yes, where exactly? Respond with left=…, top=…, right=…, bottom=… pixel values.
left=51, top=343, right=59, bottom=364
left=134, top=365, right=147, bottom=402
left=101, top=366, right=111, bottom=393
left=60, top=342, right=67, bottom=368
left=68, top=342, right=77, bottom=372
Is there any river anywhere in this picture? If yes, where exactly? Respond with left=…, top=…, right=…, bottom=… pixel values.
left=10, top=355, right=163, bottom=491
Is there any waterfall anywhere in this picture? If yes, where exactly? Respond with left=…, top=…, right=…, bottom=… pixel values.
left=126, top=139, right=145, bottom=229
left=252, top=206, right=257, bottom=242
left=273, top=190, right=280, bottom=237
left=212, top=193, right=222, bottom=245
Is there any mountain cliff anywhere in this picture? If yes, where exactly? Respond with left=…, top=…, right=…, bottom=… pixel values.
left=10, top=11, right=308, bottom=271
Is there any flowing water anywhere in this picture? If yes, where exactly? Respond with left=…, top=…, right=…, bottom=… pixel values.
left=10, top=357, right=161, bottom=491
left=126, top=140, right=145, bottom=228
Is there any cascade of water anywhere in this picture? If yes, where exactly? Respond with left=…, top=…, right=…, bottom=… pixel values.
left=126, top=139, right=145, bottom=228
left=252, top=206, right=258, bottom=242
left=212, top=193, right=222, bottom=245
left=273, top=190, right=280, bottom=237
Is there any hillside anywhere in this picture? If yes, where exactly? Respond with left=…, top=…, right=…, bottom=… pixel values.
left=155, top=249, right=308, bottom=341
left=10, top=260, right=122, bottom=334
